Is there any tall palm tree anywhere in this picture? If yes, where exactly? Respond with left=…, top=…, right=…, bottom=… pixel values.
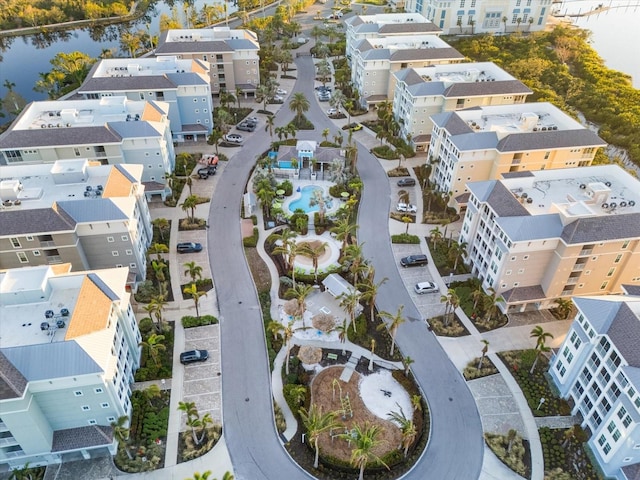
left=139, top=333, right=166, bottom=367
left=429, top=226, right=443, bottom=247
left=343, top=242, right=367, bottom=284
left=151, top=259, right=168, bottom=296
left=477, top=339, right=490, bottom=369
left=378, top=306, right=406, bottom=356
left=530, top=344, right=551, bottom=375
left=272, top=228, right=298, bottom=270
left=357, top=275, right=388, bottom=322
left=341, top=422, right=389, bottom=480
left=286, top=283, right=314, bottom=325
left=440, top=288, right=459, bottom=327
left=183, top=261, right=203, bottom=283
left=529, top=325, right=554, bottom=374
left=482, top=288, right=503, bottom=324
left=180, top=195, right=199, bottom=223
left=178, top=400, right=200, bottom=444
left=183, top=283, right=207, bottom=318
left=330, top=217, right=357, bottom=254
left=332, top=319, right=348, bottom=354
left=111, top=416, right=132, bottom=459
left=283, top=321, right=295, bottom=375
left=151, top=218, right=170, bottom=242
left=298, top=241, right=327, bottom=282
left=186, top=472, right=212, bottom=480
left=387, top=407, right=417, bottom=457
left=264, top=115, right=275, bottom=141
left=148, top=242, right=169, bottom=261
left=299, top=404, right=340, bottom=469
left=289, top=92, right=310, bottom=125
left=449, top=240, right=467, bottom=271
left=142, top=383, right=162, bottom=407
left=402, top=356, right=414, bottom=376
left=338, top=289, right=361, bottom=332
left=147, top=294, right=168, bottom=332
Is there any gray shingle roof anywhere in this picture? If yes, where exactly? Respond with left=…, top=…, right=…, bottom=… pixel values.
left=496, top=214, right=563, bottom=241
left=622, top=285, right=640, bottom=297
left=606, top=302, right=640, bottom=367
left=0, top=351, right=27, bottom=400
left=56, top=199, right=127, bottom=223
left=0, top=207, right=76, bottom=236
left=0, top=126, right=122, bottom=149
left=496, top=129, right=606, bottom=152
left=155, top=39, right=233, bottom=54
left=452, top=131, right=498, bottom=151
left=2, top=341, right=103, bottom=381
left=79, top=75, right=177, bottom=93
left=560, top=213, right=640, bottom=244
left=378, top=23, right=441, bottom=34
left=501, top=285, right=546, bottom=302
left=225, top=38, right=259, bottom=50
left=430, top=111, right=472, bottom=135
left=574, top=297, right=620, bottom=333
left=621, top=366, right=640, bottom=395
left=52, top=425, right=113, bottom=452
left=165, top=72, right=209, bottom=85
left=390, top=47, right=464, bottom=62
left=622, top=455, right=640, bottom=480
left=443, top=79, right=532, bottom=97
left=485, top=180, right=531, bottom=217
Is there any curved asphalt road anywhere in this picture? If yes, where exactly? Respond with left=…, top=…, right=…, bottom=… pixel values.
left=208, top=51, right=483, bottom=479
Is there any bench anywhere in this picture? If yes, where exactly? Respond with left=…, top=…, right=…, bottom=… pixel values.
left=327, top=353, right=338, bottom=361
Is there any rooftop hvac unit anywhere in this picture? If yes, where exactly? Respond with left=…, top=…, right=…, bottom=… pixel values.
left=609, top=202, right=617, bottom=208
left=620, top=201, right=627, bottom=207
left=602, top=203, right=609, bottom=209
left=526, top=197, right=533, bottom=204
left=629, top=200, right=636, bottom=206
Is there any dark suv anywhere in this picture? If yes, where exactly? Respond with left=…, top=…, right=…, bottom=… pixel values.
left=198, top=166, right=217, bottom=179
left=180, top=349, right=209, bottom=364
left=397, top=177, right=416, bottom=187
left=177, top=242, right=203, bottom=253
left=400, top=254, right=429, bottom=267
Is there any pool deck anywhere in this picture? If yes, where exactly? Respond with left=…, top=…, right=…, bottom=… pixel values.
left=282, top=179, right=341, bottom=216
left=291, top=230, right=342, bottom=274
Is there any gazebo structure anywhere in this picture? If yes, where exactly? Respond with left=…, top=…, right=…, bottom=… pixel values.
left=272, top=142, right=346, bottom=180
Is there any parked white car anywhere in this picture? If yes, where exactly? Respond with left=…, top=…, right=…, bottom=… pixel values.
left=326, top=108, right=338, bottom=116
left=224, top=133, right=244, bottom=144
left=396, top=203, right=417, bottom=213
left=276, top=88, right=287, bottom=95
left=414, top=282, right=439, bottom=294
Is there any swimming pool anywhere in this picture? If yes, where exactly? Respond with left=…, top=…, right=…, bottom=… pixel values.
left=288, top=185, right=330, bottom=213
left=278, top=160, right=296, bottom=169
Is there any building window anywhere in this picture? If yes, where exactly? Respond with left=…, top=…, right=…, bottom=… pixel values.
left=622, top=240, right=629, bottom=249
left=130, top=263, right=137, bottom=269
left=600, top=281, right=608, bottom=290
left=10, top=237, right=21, bottom=248
left=107, top=236, right=115, bottom=242
left=81, top=405, right=90, bottom=411
left=17, top=252, right=28, bottom=263
left=121, top=235, right=128, bottom=241
left=603, top=443, right=611, bottom=455
left=88, top=419, right=97, bottom=425
left=32, top=249, right=41, bottom=256
left=107, top=416, right=116, bottom=422
left=523, top=255, right=529, bottom=260
left=74, top=390, right=84, bottom=396
left=126, top=250, right=133, bottom=256
left=614, top=254, right=622, bottom=263
left=112, top=251, right=119, bottom=257
left=95, top=388, right=103, bottom=394
left=101, top=402, right=110, bottom=409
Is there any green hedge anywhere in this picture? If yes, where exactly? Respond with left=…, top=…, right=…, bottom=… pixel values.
left=181, top=315, right=219, bottom=328
left=243, top=227, right=259, bottom=247
left=391, top=233, right=420, bottom=244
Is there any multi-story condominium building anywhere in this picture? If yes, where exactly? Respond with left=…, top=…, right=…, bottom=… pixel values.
left=549, top=293, right=640, bottom=479
left=429, top=102, right=606, bottom=204
left=155, top=27, right=260, bottom=96
left=0, top=160, right=152, bottom=290
left=0, top=264, right=141, bottom=470
left=78, top=56, right=213, bottom=142
left=392, top=62, right=532, bottom=151
left=344, top=13, right=441, bottom=63
left=350, top=35, right=464, bottom=109
left=0, top=96, right=175, bottom=198
left=405, top=0, right=553, bottom=34
left=459, top=165, right=640, bottom=312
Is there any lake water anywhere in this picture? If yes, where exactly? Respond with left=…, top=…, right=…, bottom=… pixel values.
left=0, top=0, right=235, bottom=107
left=558, top=0, right=640, bottom=88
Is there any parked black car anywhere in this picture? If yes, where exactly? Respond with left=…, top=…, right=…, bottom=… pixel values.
left=198, top=166, right=217, bottom=179
left=400, top=254, right=429, bottom=267
left=180, top=349, right=209, bottom=364
left=397, top=177, right=416, bottom=187
left=177, top=242, right=203, bottom=253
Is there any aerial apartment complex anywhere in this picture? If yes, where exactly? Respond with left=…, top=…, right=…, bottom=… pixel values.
left=78, top=56, right=214, bottom=142
left=459, top=165, right=640, bottom=312
left=392, top=62, right=532, bottom=150
left=404, top=0, right=553, bottom=34
left=0, top=265, right=141, bottom=470
left=350, top=34, right=464, bottom=110
left=0, top=97, right=175, bottom=198
left=155, top=27, right=261, bottom=96
left=549, top=293, right=640, bottom=479
left=0, top=160, right=152, bottom=290
left=429, top=102, right=606, bottom=207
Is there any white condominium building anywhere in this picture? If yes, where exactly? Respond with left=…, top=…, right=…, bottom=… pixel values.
left=0, top=265, right=141, bottom=470
left=79, top=56, right=213, bottom=142
left=392, top=62, right=532, bottom=150
left=429, top=102, right=606, bottom=207
left=549, top=293, right=640, bottom=480
left=459, top=165, right=640, bottom=312
left=405, top=0, right=553, bottom=34
left=0, top=97, right=175, bottom=199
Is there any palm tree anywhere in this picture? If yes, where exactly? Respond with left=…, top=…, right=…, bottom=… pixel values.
left=341, top=422, right=389, bottom=480
left=440, top=288, right=459, bottom=327
left=298, top=241, right=327, bottom=282
left=516, top=17, right=522, bottom=32
left=299, top=404, right=340, bottom=468
left=429, top=226, right=443, bottom=247
left=502, top=16, right=508, bottom=33
left=272, top=228, right=298, bottom=270
left=197, top=412, right=214, bottom=444
left=178, top=400, right=200, bottom=444
left=530, top=326, right=554, bottom=374
left=387, top=407, right=417, bottom=457
left=411, top=394, right=422, bottom=412
left=152, top=218, right=170, bottom=242
left=151, top=259, right=168, bottom=296
left=286, top=283, right=314, bottom=325
left=357, top=275, right=388, bottom=322
left=183, top=283, right=207, bottom=318
left=330, top=217, right=357, bottom=254
left=289, top=92, right=310, bottom=125
left=471, top=284, right=486, bottom=311
left=482, top=288, right=503, bottom=324
left=139, top=333, right=166, bottom=367
left=283, top=321, right=295, bottom=375
left=322, top=128, right=330, bottom=143
left=343, top=242, right=367, bottom=284
left=402, top=356, right=414, bottom=376
left=449, top=241, right=467, bottom=271
left=186, top=472, right=212, bottom=480
left=256, top=184, right=276, bottom=218
left=333, top=319, right=348, bottom=354
left=288, top=385, right=307, bottom=407
left=477, top=339, right=490, bottom=369
left=111, top=416, right=132, bottom=459
left=208, top=129, right=223, bottom=155
left=338, top=289, right=361, bottom=332
left=147, top=294, right=168, bottom=333
left=142, top=383, right=162, bottom=407
left=180, top=195, right=199, bottom=224
left=184, top=261, right=203, bottom=283
left=148, top=242, right=169, bottom=261
left=554, top=298, right=573, bottom=320
left=264, top=115, right=275, bottom=141
left=378, top=306, right=406, bottom=356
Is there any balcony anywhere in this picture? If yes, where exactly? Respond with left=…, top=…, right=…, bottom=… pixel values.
left=46, top=255, right=63, bottom=265
left=39, top=240, right=56, bottom=247
left=572, top=263, right=586, bottom=272
left=0, top=436, right=18, bottom=447
left=566, top=277, right=579, bottom=285
left=579, top=248, right=593, bottom=256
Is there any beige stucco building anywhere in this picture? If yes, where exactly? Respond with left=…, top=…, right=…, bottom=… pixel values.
left=429, top=102, right=606, bottom=208
left=155, top=27, right=260, bottom=96
left=459, top=165, right=640, bottom=313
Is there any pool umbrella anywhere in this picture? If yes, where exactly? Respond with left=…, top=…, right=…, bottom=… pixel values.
left=312, top=312, right=335, bottom=332
left=298, top=346, right=323, bottom=364
left=283, top=299, right=303, bottom=318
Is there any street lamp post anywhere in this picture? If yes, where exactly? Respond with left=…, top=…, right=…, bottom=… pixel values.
left=537, top=397, right=546, bottom=411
